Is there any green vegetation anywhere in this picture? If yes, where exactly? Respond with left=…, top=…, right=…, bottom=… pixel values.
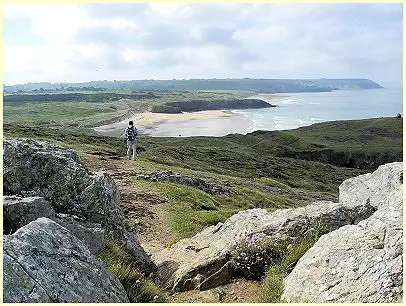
left=5, top=116, right=402, bottom=238
left=5, top=78, right=382, bottom=93
left=158, top=182, right=301, bottom=238
left=97, top=240, right=166, bottom=303
left=3, top=101, right=130, bottom=129
left=232, top=237, right=287, bottom=280
left=3, top=89, right=253, bottom=129
left=261, top=225, right=328, bottom=302
left=140, top=116, right=402, bottom=172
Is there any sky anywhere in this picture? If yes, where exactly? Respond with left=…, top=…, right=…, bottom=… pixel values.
left=3, top=3, right=403, bottom=87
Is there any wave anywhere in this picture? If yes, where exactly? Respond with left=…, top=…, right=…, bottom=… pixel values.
left=299, top=119, right=314, bottom=125
left=280, top=98, right=299, bottom=105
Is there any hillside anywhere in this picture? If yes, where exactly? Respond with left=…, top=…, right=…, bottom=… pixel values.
left=4, top=117, right=401, bottom=237
left=4, top=78, right=383, bottom=93
left=3, top=116, right=402, bottom=303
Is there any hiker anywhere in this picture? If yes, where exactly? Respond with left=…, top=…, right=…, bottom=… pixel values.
left=124, top=120, right=138, bottom=160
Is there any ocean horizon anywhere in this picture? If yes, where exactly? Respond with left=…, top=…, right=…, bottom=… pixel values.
left=234, top=87, right=403, bottom=133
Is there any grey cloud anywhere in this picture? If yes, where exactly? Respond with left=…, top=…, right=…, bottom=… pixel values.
left=3, top=3, right=403, bottom=85
left=225, top=48, right=262, bottom=68
left=147, top=52, right=187, bottom=68
left=69, top=48, right=130, bottom=72
left=82, top=3, right=150, bottom=19
left=75, top=26, right=139, bottom=45
left=201, top=26, right=239, bottom=46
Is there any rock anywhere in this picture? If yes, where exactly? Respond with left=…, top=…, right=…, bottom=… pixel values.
left=3, top=194, right=105, bottom=254
left=54, top=213, right=105, bottom=254
left=3, top=218, right=129, bottom=303
left=3, top=138, right=92, bottom=213
left=140, top=171, right=232, bottom=195
left=3, top=195, right=55, bottom=234
left=153, top=198, right=376, bottom=292
left=153, top=99, right=276, bottom=113
left=3, top=138, right=156, bottom=273
left=339, top=161, right=403, bottom=210
left=282, top=162, right=403, bottom=303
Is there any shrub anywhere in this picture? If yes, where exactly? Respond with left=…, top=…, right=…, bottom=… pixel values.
left=231, top=232, right=287, bottom=280
left=97, top=240, right=166, bottom=303
left=261, top=223, right=328, bottom=302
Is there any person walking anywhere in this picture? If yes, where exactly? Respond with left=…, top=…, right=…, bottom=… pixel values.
left=124, top=121, right=138, bottom=160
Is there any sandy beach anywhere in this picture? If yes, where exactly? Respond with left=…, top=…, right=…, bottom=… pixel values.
left=94, top=110, right=250, bottom=137
left=94, top=95, right=285, bottom=137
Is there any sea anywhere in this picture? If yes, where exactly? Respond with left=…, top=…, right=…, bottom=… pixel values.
left=142, top=87, right=403, bottom=137
left=233, top=87, right=403, bottom=133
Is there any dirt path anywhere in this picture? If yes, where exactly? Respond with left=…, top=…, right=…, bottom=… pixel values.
left=171, top=279, right=263, bottom=303
left=82, top=155, right=263, bottom=303
left=82, top=156, right=179, bottom=251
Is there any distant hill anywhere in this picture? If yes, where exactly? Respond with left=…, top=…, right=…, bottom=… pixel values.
left=4, top=78, right=383, bottom=93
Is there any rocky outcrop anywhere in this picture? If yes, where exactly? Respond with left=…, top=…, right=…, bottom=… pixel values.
left=282, top=162, right=403, bottom=303
left=3, top=196, right=55, bottom=235
left=137, top=171, right=232, bottom=195
left=54, top=213, right=105, bottom=255
left=151, top=99, right=275, bottom=113
left=3, top=218, right=129, bottom=303
left=153, top=199, right=376, bottom=292
left=339, top=161, right=402, bottom=209
left=3, top=138, right=155, bottom=273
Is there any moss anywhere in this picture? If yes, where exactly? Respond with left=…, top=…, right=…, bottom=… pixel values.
left=96, top=240, right=166, bottom=303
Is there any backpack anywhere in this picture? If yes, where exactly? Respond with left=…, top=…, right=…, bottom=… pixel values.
left=127, top=127, right=137, bottom=141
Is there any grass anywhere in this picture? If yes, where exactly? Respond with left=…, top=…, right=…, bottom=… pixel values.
left=261, top=225, right=328, bottom=303
left=3, top=116, right=402, bottom=239
left=158, top=182, right=304, bottom=238
left=96, top=240, right=166, bottom=303
left=3, top=100, right=131, bottom=129
left=3, top=89, right=254, bottom=129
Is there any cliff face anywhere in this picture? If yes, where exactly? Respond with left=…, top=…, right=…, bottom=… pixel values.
left=151, top=99, right=275, bottom=113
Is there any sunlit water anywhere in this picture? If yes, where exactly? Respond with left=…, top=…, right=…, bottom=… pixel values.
left=233, top=88, right=403, bottom=133
left=145, top=88, right=402, bottom=137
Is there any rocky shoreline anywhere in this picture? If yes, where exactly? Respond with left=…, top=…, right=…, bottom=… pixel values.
left=151, top=98, right=276, bottom=114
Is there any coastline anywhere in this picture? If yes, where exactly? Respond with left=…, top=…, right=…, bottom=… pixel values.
left=94, top=94, right=286, bottom=137
left=94, top=109, right=244, bottom=137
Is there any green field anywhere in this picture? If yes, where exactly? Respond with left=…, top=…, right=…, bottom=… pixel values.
left=3, top=90, right=254, bottom=130
left=4, top=115, right=402, bottom=238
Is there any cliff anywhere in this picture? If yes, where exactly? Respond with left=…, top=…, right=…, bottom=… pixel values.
left=151, top=98, right=275, bottom=113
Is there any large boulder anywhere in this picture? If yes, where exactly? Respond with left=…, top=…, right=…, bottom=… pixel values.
left=3, top=138, right=155, bottom=273
left=339, top=161, right=403, bottom=210
left=3, top=195, right=55, bottom=234
left=3, top=195, right=105, bottom=254
left=153, top=198, right=376, bottom=292
left=3, top=138, right=92, bottom=213
left=54, top=213, right=105, bottom=255
left=3, top=218, right=129, bottom=303
left=282, top=162, right=403, bottom=303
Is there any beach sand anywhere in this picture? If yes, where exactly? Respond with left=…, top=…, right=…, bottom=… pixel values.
left=94, top=95, right=285, bottom=137
left=94, top=110, right=251, bottom=137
